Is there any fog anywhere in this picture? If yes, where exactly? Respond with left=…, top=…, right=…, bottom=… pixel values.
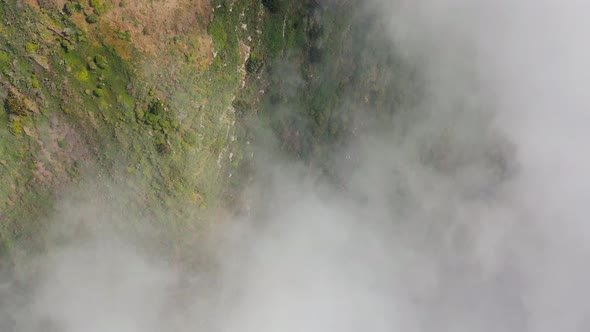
left=2, top=0, right=590, bottom=331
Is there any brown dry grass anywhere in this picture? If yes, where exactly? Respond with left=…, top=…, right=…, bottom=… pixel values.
left=28, top=0, right=214, bottom=65
left=102, top=0, right=213, bottom=64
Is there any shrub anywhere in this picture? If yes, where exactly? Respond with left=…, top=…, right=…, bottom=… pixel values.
left=89, top=0, right=106, bottom=14
left=94, top=55, right=108, bottom=69
left=63, top=2, right=80, bottom=15
left=87, top=59, right=98, bottom=71
left=245, top=54, right=263, bottom=74
left=93, top=88, right=104, bottom=97
left=148, top=98, right=164, bottom=116
left=60, top=40, right=74, bottom=53
left=57, top=138, right=68, bottom=149
left=9, top=118, right=23, bottom=135
left=155, top=136, right=170, bottom=154
left=86, top=14, right=98, bottom=23
left=232, top=99, right=251, bottom=116
left=5, top=91, right=27, bottom=115
left=262, top=0, right=280, bottom=13
left=116, top=29, right=131, bottom=41
left=145, top=112, right=158, bottom=126
left=31, top=75, right=40, bottom=88
left=142, top=98, right=178, bottom=154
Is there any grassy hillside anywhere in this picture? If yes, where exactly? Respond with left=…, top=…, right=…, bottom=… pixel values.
left=0, top=0, right=415, bottom=271
left=0, top=0, right=262, bottom=266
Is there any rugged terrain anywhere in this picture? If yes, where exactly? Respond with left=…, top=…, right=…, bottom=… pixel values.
left=0, top=0, right=412, bottom=272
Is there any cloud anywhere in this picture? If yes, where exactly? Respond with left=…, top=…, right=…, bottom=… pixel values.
left=3, top=1, right=590, bottom=331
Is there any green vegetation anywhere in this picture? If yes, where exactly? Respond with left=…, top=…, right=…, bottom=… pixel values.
left=57, top=138, right=68, bottom=149
left=5, top=91, right=27, bottom=115
left=246, top=53, right=264, bottom=74
left=25, top=42, right=37, bottom=54
left=31, top=74, right=40, bottom=88
left=63, top=1, right=81, bottom=15
left=94, top=55, right=108, bottom=69
left=0, top=50, right=9, bottom=73
left=93, top=87, right=104, bottom=97
left=263, top=14, right=284, bottom=58
left=75, top=69, right=90, bottom=82
left=262, top=0, right=281, bottom=13
left=208, top=2, right=241, bottom=72
left=89, top=0, right=106, bottom=15
left=8, top=117, right=23, bottom=135
left=86, top=13, right=98, bottom=23
left=60, top=40, right=75, bottom=52
left=116, top=29, right=131, bottom=41
left=141, top=97, right=178, bottom=154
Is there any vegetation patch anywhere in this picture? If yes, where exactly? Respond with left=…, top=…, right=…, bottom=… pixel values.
left=89, top=0, right=106, bottom=15
left=140, top=98, right=178, bottom=154
left=5, top=91, right=28, bottom=116
left=75, top=69, right=90, bottom=81
left=0, top=50, right=9, bottom=72
left=25, top=42, right=37, bottom=54
left=245, top=53, right=264, bottom=74
left=94, top=54, right=108, bottom=69
left=262, top=0, right=281, bottom=13
left=0, top=0, right=365, bottom=268
left=86, top=13, right=99, bottom=24
left=63, top=1, right=82, bottom=16
left=8, top=117, right=23, bottom=135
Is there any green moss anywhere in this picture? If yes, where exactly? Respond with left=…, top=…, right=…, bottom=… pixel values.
left=93, top=88, right=104, bottom=97
left=9, top=118, right=23, bottom=136
left=75, top=69, right=89, bottom=82
left=25, top=42, right=37, bottom=54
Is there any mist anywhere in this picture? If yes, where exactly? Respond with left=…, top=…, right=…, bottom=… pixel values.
left=3, top=0, right=590, bottom=331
